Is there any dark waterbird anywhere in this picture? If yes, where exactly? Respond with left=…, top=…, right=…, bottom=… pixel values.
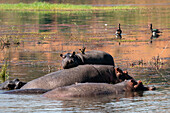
left=115, top=23, right=122, bottom=35
left=149, top=24, right=162, bottom=36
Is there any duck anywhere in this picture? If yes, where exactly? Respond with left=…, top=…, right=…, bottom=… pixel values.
left=149, top=24, right=162, bottom=36
left=115, top=23, right=122, bottom=35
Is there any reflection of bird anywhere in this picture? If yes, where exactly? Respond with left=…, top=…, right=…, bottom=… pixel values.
left=150, top=34, right=160, bottom=44
left=116, top=34, right=122, bottom=39
left=149, top=24, right=162, bottom=36
left=115, top=23, right=122, bottom=35
left=151, top=34, right=160, bottom=39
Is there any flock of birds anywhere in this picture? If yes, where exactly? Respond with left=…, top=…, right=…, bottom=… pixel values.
left=114, top=23, right=162, bottom=39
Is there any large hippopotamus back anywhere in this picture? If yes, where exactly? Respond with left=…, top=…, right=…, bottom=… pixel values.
left=21, top=65, right=116, bottom=90
left=21, top=64, right=136, bottom=90
left=60, top=50, right=115, bottom=69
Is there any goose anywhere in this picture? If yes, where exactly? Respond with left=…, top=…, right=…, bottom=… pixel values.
left=149, top=24, right=162, bottom=36
left=115, top=23, right=122, bottom=35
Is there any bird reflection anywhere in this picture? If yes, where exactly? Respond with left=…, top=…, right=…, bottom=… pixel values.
left=150, top=34, right=160, bottom=44
left=115, top=34, right=122, bottom=45
left=116, top=34, right=122, bottom=39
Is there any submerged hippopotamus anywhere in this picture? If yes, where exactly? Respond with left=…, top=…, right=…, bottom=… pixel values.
left=20, top=65, right=131, bottom=90
left=60, top=50, right=114, bottom=69
left=4, top=79, right=155, bottom=96
left=0, top=78, right=26, bottom=90
left=43, top=80, right=155, bottom=98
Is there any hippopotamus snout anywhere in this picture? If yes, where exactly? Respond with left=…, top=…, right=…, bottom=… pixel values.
left=62, top=58, right=79, bottom=69
left=134, top=80, right=156, bottom=91
left=60, top=52, right=79, bottom=69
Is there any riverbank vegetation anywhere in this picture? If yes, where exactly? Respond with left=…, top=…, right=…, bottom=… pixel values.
left=0, top=2, right=140, bottom=11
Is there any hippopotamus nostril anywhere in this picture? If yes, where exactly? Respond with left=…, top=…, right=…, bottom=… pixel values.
left=70, top=60, right=74, bottom=63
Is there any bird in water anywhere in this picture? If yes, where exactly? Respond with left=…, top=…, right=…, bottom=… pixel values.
left=149, top=24, right=162, bottom=36
left=115, top=23, right=122, bottom=35
left=115, top=23, right=122, bottom=39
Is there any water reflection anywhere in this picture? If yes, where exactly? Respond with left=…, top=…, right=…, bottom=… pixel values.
left=150, top=34, right=160, bottom=44
left=39, top=13, right=55, bottom=32
left=46, top=91, right=144, bottom=102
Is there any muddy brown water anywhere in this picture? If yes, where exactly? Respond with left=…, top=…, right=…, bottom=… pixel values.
left=0, top=1, right=170, bottom=113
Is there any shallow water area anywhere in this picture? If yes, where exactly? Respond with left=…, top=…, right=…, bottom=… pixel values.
left=0, top=88, right=169, bottom=113
left=0, top=1, right=170, bottom=113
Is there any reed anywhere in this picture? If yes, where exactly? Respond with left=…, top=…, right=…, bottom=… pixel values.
left=0, top=61, right=9, bottom=82
left=0, top=2, right=139, bottom=11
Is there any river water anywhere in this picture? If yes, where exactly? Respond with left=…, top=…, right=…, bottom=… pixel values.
left=0, top=1, right=169, bottom=113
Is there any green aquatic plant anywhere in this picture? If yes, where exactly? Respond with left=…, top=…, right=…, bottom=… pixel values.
left=141, top=79, right=151, bottom=86
left=0, top=61, right=9, bottom=82
left=0, top=2, right=140, bottom=11
left=131, top=54, right=168, bottom=84
left=0, top=2, right=92, bottom=11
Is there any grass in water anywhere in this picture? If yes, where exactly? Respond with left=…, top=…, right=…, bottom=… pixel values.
left=0, top=61, right=9, bottom=82
left=0, top=2, right=139, bottom=11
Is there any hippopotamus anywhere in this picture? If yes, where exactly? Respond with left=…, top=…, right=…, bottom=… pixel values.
left=3, top=79, right=155, bottom=96
left=43, top=80, right=155, bottom=98
left=60, top=50, right=115, bottom=69
left=20, top=65, right=132, bottom=90
left=0, top=78, right=26, bottom=90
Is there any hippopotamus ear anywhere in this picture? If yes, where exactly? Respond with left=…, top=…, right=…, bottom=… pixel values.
left=60, top=54, right=63, bottom=58
left=130, top=79, right=138, bottom=86
left=115, top=68, right=123, bottom=73
left=115, top=68, right=123, bottom=81
left=115, top=68, right=123, bottom=76
left=123, top=71, right=133, bottom=79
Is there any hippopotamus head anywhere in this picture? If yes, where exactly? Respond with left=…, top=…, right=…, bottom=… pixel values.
left=0, top=78, right=26, bottom=90
left=134, top=80, right=156, bottom=91
left=115, top=68, right=134, bottom=82
left=125, top=79, right=156, bottom=92
left=60, top=52, right=79, bottom=69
